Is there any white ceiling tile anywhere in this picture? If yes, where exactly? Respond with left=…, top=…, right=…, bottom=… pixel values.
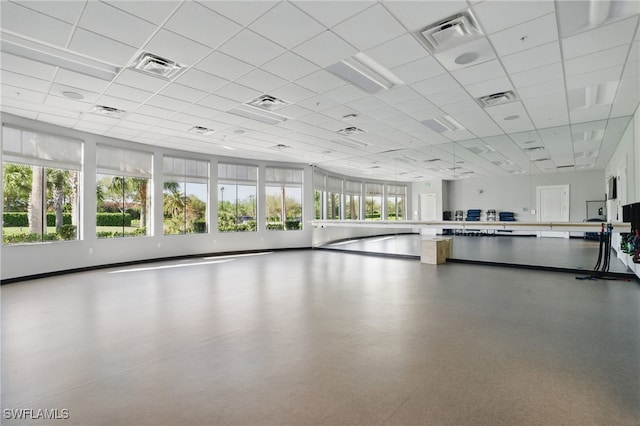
left=484, top=102, right=535, bottom=133
left=570, top=104, right=612, bottom=124
left=165, top=2, right=241, bottom=48
left=522, top=93, right=561, bottom=110
left=133, top=105, right=174, bottom=120
left=271, top=83, right=317, bottom=103
left=78, top=2, right=156, bottom=47
left=292, top=31, right=358, bottom=68
left=528, top=106, right=570, bottom=128
left=412, top=73, right=461, bottom=97
left=297, top=94, right=339, bottom=112
left=517, top=79, right=565, bottom=101
left=196, top=94, right=238, bottom=111
left=365, top=34, right=429, bottom=70
left=394, top=97, right=437, bottom=114
left=276, top=104, right=314, bottom=119
left=322, top=85, right=368, bottom=104
left=565, top=44, right=631, bottom=78
left=472, top=0, right=555, bottom=34
left=235, top=69, right=288, bottom=93
left=37, top=113, right=78, bottom=127
left=511, top=62, right=564, bottom=89
left=453, top=109, right=503, bottom=137
left=44, top=94, right=93, bottom=113
left=375, top=86, right=421, bottom=105
left=1, top=2, right=73, bottom=47
left=451, top=59, right=506, bottom=85
left=250, top=2, right=325, bottom=49
left=262, top=52, right=319, bottom=82
left=390, top=57, right=446, bottom=84
left=69, top=28, right=138, bottom=65
left=104, top=0, right=181, bottom=24
left=500, top=41, right=561, bottom=74
left=175, top=69, right=229, bottom=93
left=103, top=83, right=153, bottom=103
left=465, top=76, right=513, bottom=98
left=145, top=95, right=191, bottom=112
left=214, top=83, right=261, bottom=103
left=199, top=1, right=278, bottom=26
left=74, top=122, right=112, bottom=133
left=0, top=52, right=57, bottom=81
left=1, top=84, right=47, bottom=103
left=291, top=1, right=375, bottom=28
left=82, top=113, right=120, bottom=126
left=562, top=16, right=638, bottom=60
left=195, top=52, right=254, bottom=82
left=113, top=121, right=152, bottom=131
left=427, top=87, right=473, bottom=106
left=296, top=70, right=346, bottom=94
left=489, top=13, right=558, bottom=57
left=1, top=70, right=50, bottom=93
left=333, top=4, right=406, bottom=51
left=16, top=0, right=85, bottom=24
left=566, top=65, right=623, bottom=90
left=115, top=69, right=168, bottom=92
left=144, top=29, right=211, bottom=66
left=219, top=30, right=286, bottom=66
left=54, top=69, right=111, bottom=93
left=159, top=83, right=207, bottom=104
left=441, top=99, right=482, bottom=115
left=95, top=95, right=141, bottom=112
left=382, top=0, right=468, bottom=32
left=557, top=0, right=640, bottom=38
left=50, top=83, right=99, bottom=103
left=434, top=37, right=497, bottom=72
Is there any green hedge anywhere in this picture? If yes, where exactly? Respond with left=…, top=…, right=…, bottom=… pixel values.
left=96, top=213, right=132, bottom=226
left=3, top=212, right=72, bottom=227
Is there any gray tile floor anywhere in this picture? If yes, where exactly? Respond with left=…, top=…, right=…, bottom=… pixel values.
left=320, top=234, right=631, bottom=274
left=2, top=250, right=639, bottom=425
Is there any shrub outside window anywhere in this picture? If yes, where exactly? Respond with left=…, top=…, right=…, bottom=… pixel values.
left=345, top=180, right=361, bottom=220
left=163, top=156, right=209, bottom=235
left=2, top=126, right=81, bottom=245
left=365, top=183, right=383, bottom=220
left=96, top=145, right=152, bottom=238
left=217, top=163, right=257, bottom=232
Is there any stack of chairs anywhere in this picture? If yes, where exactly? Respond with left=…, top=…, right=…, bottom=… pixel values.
left=454, top=210, right=464, bottom=235
left=498, top=211, right=516, bottom=234
left=466, top=209, right=481, bottom=236
left=442, top=211, right=453, bottom=235
left=486, top=209, right=497, bottom=236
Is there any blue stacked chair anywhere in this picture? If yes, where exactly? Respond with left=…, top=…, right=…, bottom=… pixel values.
left=466, top=209, right=481, bottom=235
left=499, top=211, right=516, bottom=222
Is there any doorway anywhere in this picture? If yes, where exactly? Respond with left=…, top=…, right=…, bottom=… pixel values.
left=536, top=184, right=569, bottom=238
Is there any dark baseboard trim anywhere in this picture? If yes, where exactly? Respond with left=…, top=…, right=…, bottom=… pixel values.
left=312, top=246, right=419, bottom=261
left=0, top=247, right=311, bottom=285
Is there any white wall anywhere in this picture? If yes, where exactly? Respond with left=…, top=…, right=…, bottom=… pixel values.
left=605, top=107, right=638, bottom=220
left=446, top=169, right=606, bottom=224
left=1, top=114, right=315, bottom=280
left=410, top=179, right=446, bottom=220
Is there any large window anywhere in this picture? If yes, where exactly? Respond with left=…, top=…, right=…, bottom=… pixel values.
left=365, top=183, right=383, bottom=220
left=163, top=156, right=208, bottom=235
left=96, top=145, right=152, bottom=238
left=387, top=185, right=406, bottom=220
left=345, top=180, right=361, bottom=220
left=217, top=163, right=257, bottom=232
left=327, top=176, right=342, bottom=220
left=265, top=167, right=303, bottom=231
left=313, top=169, right=326, bottom=220
left=2, top=126, right=82, bottom=244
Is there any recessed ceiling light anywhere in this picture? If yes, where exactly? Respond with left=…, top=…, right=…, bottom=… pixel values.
left=62, top=91, right=84, bottom=100
left=454, top=52, right=479, bottom=65
left=221, top=146, right=234, bottom=150
left=272, top=144, right=290, bottom=150
left=337, top=126, right=365, bottom=136
left=342, top=113, right=358, bottom=120
left=504, top=115, right=520, bottom=121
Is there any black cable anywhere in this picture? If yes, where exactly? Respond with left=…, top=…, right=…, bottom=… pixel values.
left=594, top=230, right=604, bottom=271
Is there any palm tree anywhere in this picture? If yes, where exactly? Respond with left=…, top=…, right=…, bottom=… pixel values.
left=28, top=166, right=44, bottom=234
left=49, top=169, right=66, bottom=230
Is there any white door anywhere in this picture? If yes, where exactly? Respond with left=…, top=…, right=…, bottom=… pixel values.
left=419, top=193, right=437, bottom=220
left=537, top=185, right=569, bottom=238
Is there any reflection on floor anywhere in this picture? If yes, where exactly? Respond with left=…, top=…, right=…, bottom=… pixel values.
left=2, top=250, right=639, bottom=425
left=318, top=234, right=631, bottom=274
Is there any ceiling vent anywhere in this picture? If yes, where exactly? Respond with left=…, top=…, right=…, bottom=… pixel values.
left=90, top=105, right=125, bottom=118
left=247, top=94, right=288, bottom=111
left=477, top=91, right=518, bottom=107
left=272, top=144, right=291, bottom=150
left=524, top=146, right=545, bottom=152
left=131, top=52, right=184, bottom=79
left=533, top=157, right=552, bottom=162
left=337, top=127, right=365, bottom=137
left=420, top=10, right=482, bottom=52
left=557, top=164, right=575, bottom=169
left=227, top=105, right=288, bottom=125
left=188, top=126, right=216, bottom=136
left=426, top=158, right=441, bottom=162
left=421, top=116, right=464, bottom=133
left=326, top=53, right=402, bottom=94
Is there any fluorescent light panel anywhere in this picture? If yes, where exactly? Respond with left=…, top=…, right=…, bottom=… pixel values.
left=1, top=32, right=118, bottom=81
left=227, top=106, right=287, bottom=125
left=326, top=53, right=401, bottom=94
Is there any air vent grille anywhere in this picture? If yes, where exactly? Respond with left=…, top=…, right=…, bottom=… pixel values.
left=337, top=127, right=365, bottom=136
left=421, top=10, right=482, bottom=52
left=131, top=52, right=184, bottom=79
left=247, top=94, right=288, bottom=111
left=477, top=91, right=518, bottom=107
left=188, top=126, right=216, bottom=136
left=90, top=105, right=125, bottom=117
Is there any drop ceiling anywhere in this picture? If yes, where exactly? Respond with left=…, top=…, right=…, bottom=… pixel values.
left=0, top=0, right=638, bottom=182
